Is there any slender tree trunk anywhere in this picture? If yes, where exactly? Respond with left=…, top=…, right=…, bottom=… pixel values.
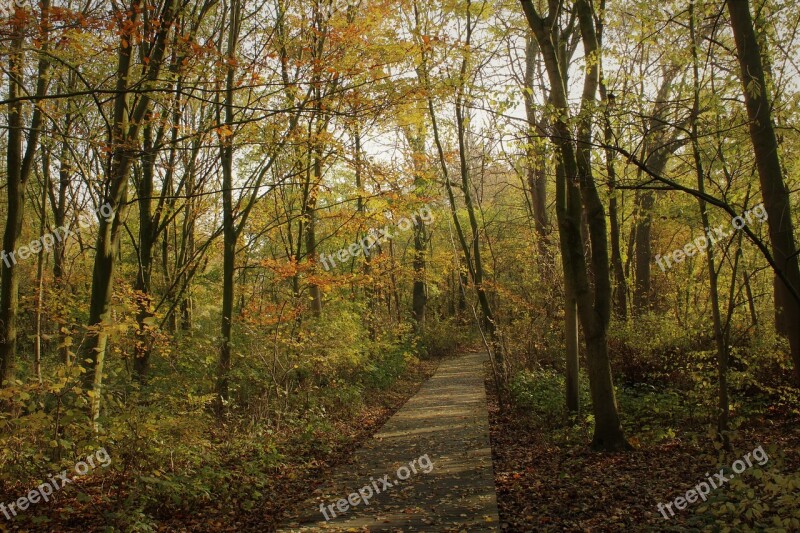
left=596, top=32, right=628, bottom=320
left=690, top=1, right=729, bottom=445
left=600, top=80, right=628, bottom=319
left=523, top=34, right=549, bottom=247
left=555, top=157, right=581, bottom=414
left=353, top=132, right=378, bottom=339
left=411, top=220, right=428, bottom=330
left=133, top=121, right=158, bottom=380
left=216, top=0, right=241, bottom=408
left=745, top=272, right=758, bottom=329
left=629, top=67, right=681, bottom=314
left=632, top=190, right=655, bottom=312
left=180, top=203, right=195, bottom=332
left=407, top=128, right=428, bottom=332
left=415, top=0, right=503, bottom=385
left=0, top=29, right=26, bottom=387
left=453, top=1, right=503, bottom=377
left=34, top=161, right=49, bottom=385
left=303, top=2, right=334, bottom=319
left=458, top=269, right=468, bottom=312
left=607, top=158, right=627, bottom=319
left=53, top=108, right=72, bottom=364
left=162, top=226, right=178, bottom=334
left=306, top=147, right=323, bottom=317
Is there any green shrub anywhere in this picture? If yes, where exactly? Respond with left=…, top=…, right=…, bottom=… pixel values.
left=609, top=313, right=707, bottom=388
left=690, top=446, right=800, bottom=531
left=420, top=317, right=468, bottom=359
left=510, top=368, right=572, bottom=422
left=362, top=343, right=411, bottom=390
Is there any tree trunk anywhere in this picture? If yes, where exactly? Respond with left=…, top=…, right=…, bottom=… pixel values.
left=522, top=0, right=630, bottom=450
left=630, top=67, right=681, bottom=314
left=216, top=0, right=241, bottom=408
left=632, top=190, right=655, bottom=312
left=555, top=157, right=581, bottom=414
left=416, top=0, right=503, bottom=383
left=607, top=161, right=627, bottom=319
left=34, top=157, right=48, bottom=384
left=407, top=127, right=428, bottom=332
left=600, top=84, right=628, bottom=319
left=690, top=1, right=729, bottom=445
left=574, top=0, right=626, bottom=446
left=752, top=0, right=792, bottom=337
left=306, top=149, right=323, bottom=317
left=453, top=3, right=502, bottom=376
left=82, top=179, right=129, bottom=422
left=411, top=222, right=428, bottom=330
left=351, top=131, right=378, bottom=338
left=53, top=110, right=72, bottom=364
left=523, top=34, right=549, bottom=246
left=1, top=4, right=50, bottom=386
left=728, top=0, right=800, bottom=385
left=133, top=121, right=158, bottom=380
left=82, top=0, right=178, bottom=421
left=0, top=28, right=26, bottom=387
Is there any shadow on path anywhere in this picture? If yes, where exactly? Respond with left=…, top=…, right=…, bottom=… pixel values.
left=278, top=352, right=499, bottom=532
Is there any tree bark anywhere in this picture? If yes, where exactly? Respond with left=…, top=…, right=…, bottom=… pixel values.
left=133, top=121, right=159, bottom=380
left=522, top=0, right=630, bottom=450
left=630, top=67, right=681, bottom=314
left=632, top=190, right=655, bottom=312
left=523, top=34, right=549, bottom=246
left=0, top=27, right=26, bottom=387
left=216, top=0, right=241, bottom=408
left=555, top=154, right=581, bottom=414
left=752, top=0, right=792, bottom=337
left=406, top=123, right=429, bottom=332
left=690, top=1, right=729, bottom=445
left=81, top=0, right=179, bottom=421
left=305, top=148, right=323, bottom=317
left=51, top=84, right=73, bottom=364
left=727, top=0, right=800, bottom=385
left=1, top=2, right=50, bottom=386
left=605, top=129, right=627, bottom=319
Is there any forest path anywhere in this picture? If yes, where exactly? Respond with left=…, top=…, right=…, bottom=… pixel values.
left=278, top=351, right=499, bottom=532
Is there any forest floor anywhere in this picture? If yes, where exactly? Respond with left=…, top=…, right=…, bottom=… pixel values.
left=0, top=356, right=440, bottom=532
left=278, top=351, right=499, bottom=532
left=6, top=348, right=798, bottom=532
left=488, top=376, right=800, bottom=532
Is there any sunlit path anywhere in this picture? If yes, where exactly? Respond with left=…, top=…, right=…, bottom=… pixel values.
left=279, top=352, right=499, bottom=532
